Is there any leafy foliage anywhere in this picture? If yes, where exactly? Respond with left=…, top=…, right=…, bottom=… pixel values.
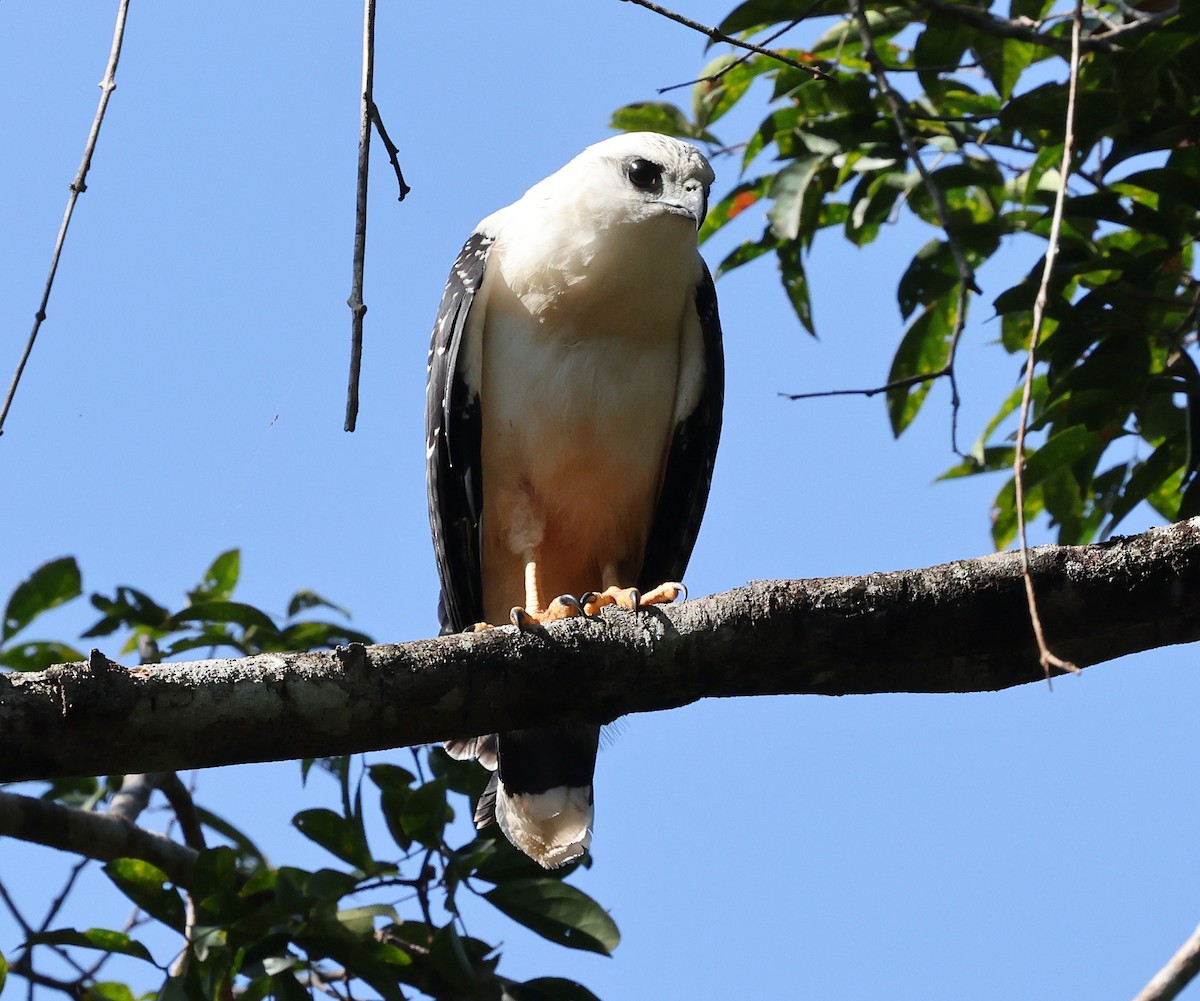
left=616, top=0, right=1200, bottom=547
left=1, top=555, right=613, bottom=1000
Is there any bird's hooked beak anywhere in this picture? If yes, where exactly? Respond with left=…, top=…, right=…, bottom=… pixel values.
left=660, top=179, right=708, bottom=229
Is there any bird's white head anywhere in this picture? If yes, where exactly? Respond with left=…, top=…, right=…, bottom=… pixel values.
left=525, top=132, right=715, bottom=231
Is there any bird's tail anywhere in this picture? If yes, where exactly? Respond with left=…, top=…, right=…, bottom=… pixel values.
left=444, top=723, right=599, bottom=869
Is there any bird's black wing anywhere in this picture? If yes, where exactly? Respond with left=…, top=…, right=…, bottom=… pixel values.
left=426, top=231, right=493, bottom=635
left=639, top=263, right=725, bottom=591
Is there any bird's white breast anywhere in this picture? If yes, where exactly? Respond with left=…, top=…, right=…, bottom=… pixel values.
left=472, top=210, right=704, bottom=614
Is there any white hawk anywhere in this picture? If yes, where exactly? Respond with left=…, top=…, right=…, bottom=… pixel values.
left=426, top=132, right=724, bottom=868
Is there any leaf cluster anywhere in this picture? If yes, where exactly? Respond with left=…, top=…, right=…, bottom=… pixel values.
left=614, top=0, right=1200, bottom=546
left=1, top=556, right=613, bottom=1001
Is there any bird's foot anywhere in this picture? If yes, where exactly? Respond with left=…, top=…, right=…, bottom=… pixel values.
left=581, top=581, right=686, bottom=616
left=509, top=595, right=585, bottom=631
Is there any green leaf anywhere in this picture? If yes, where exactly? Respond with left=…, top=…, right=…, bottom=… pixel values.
left=938, top=447, right=1017, bottom=480
left=27, top=928, right=156, bottom=964
left=337, top=904, right=398, bottom=937
left=699, top=177, right=772, bottom=244
left=1119, top=167, right=1200, bottom=210
left=286, top=588, right=351, bottom=619
left=767, top=155, right=826, bottom=241
left=270, top=973, right=312, bottom=1001
left=719, top=0, right=826, bottom=34
left=290, top=935, right=410, bottom=1001
left=368, top=762, right=417, bottom=793
left=1178, top=469, right=1200, bottom=520
left=913, top=12, right=973, bottom=89
left=1022, top=425, right=1100, bottom=486
left=886, top=289, right=962, bottom=436
left=193, top=807, right=267, bottom=866
left=399, top=779, right=453, bottom=849
left=510, top=978, right=604, bottom=1001
left=429, top=922, right=481, bottom=993
left=166, top=601, right=279, bottom=635
left=715, top=231, right=780, bottom=277
left=808, top=6, right=912, bottom=56
left=0, top=948, right=7, bottom=994
left=190, top=846, right=240, bottom=900
left=276, top=866, right=361, bottom=908
left=277, top=621, right=373, bottom=652
left=777, top=245, right=816, bottom=335
left=1103, top=438, right=1184, bottom=535
left=692, top=54, right=763, bottom=131
left=609, top=102, right=710, bottom=141
left=483, top=879, right=620, bottom=956
left=192, top=549, right=240, bottom=602
left=84, top=983, right=138, bottom=1001
left=156, top=975, right=188, bottom=1001
left=844, top=171, right=908, bottom=247
left=292, top=808, right=372, bottom=869
left=104, top=859, right=186, bottom=932
left=0, top=640, right=85, bottom=672
left=991, top=478, right=1043, bottom=550
left=84, top=587, right=170, bottom=637
left=973, top=37, right=1036, bottom=102
left=187, top=923, right=228, bottom=963
left=1010, top=0, right=1053, bottom=19
left=427, top=747, right=490, bottom=799
left=897, top=240, right=959, bottom=321
left=3, top=557, right=81, bottom=642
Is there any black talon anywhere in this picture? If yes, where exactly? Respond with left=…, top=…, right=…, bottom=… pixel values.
left=510, top=607, right=532, bottom=631
left=628, top=588, right=641, bottom=611
left=548, top=595, right=581, bottom=616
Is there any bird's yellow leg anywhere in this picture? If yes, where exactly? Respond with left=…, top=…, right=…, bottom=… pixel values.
left=509, top=556, right=585, bottom=630
left=581, top=566, right=686, bottom=615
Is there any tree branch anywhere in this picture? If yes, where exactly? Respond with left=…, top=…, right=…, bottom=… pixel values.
left=1134, top=919, right=1200, bottom=1001
left=2, top=520, right=1199, bottom=783
left=0, top=790, right=198, bottom=888
left=905, top=0, right=1172, bottom=54
left=619, top=0, right=831, bottom=80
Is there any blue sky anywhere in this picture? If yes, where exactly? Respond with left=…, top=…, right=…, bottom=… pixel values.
left=2, top=2, right=1198, bottom=999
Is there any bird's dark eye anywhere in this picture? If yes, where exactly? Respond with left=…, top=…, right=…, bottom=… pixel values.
left=627, top=158, right=663, bottom=192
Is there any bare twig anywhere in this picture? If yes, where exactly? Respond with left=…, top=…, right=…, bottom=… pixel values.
left=345, top=0, right=376, bottom=433
left=781, top=365, right=951, bottom=401
left=657, top=7, right=819, bottom=95
left=944, top=281, right=968, bottom=454
left=0, top=0, right=131, bottom=438
left=7, top=955, right=80, bottom=999
left=38, top=859, right=89, bottom=934
left=157, top=772, right=207, bottom=851
left=907, top=0, right=1172, bottom=53
left=619, top=0, right=832, bottom=81
left=782, top=278, right=969, bottom=453
left=370, top=102, right=411, bottom=201
left=784, top=282, right=968, bottom=455
left=414, top=848, right=435, bottom=927
left=0, top=878, right=33, bottom=937
left=1012, top=0, right=1085, bottom=680
left=1133, top=920, right=1200, bottom=1001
